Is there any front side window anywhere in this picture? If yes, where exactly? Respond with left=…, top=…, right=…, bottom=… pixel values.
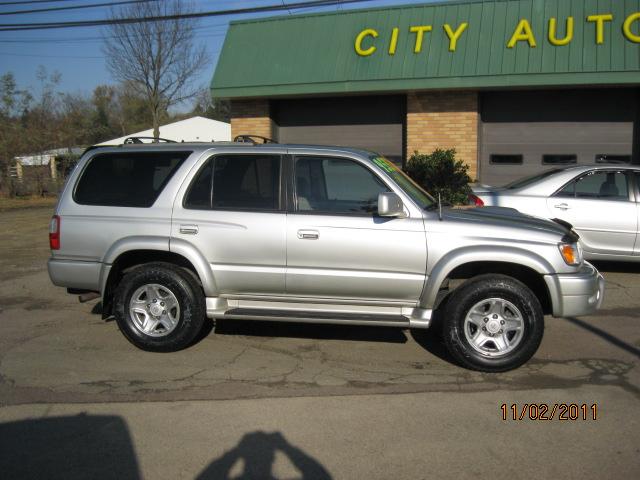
left=75, top=151, right=190, bottom=207
left=556, top=171, right=629, bottom=201
left=184, top=154, right=281, bottom=210
left=295, top=156, right=389, bottom=214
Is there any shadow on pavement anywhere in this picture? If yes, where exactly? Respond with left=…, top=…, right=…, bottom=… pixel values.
left=590, top=261, right=640, bottom=274
left=564, top=316, right=640, bottom=359
left=197, top=431, right=332, bottom=480
left=409, top=304, right=460, bottom=367
left=214, top=319, right=408, bottom=344
left=0, top=414, right=140, bottom=480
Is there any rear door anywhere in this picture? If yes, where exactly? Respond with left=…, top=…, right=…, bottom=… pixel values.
left=546, top=170, right=637, bottom=256
left=285, top=154, right=427, bottom=302
left=172, top=151, right=286, bottom=295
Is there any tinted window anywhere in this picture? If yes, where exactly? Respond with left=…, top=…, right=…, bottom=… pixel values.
left=184, top=160, right=213, bottom=209
left=542, top=154, right=577, bottom=165
left=558, top=171, right=629, bottom=200
left=295, top=156, right=388, bottom=214
left=75, top=151, right=190, bottom=207
left=370, top=155, right=434, bottom=210
left=212, top=155, right=280, bottom=210
left=490, top=154, right=523, bottom=165
left=556, top=181, right=575, bottom=198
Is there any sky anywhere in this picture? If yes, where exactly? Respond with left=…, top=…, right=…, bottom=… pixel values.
left=0, top=0, right=437, bottom=110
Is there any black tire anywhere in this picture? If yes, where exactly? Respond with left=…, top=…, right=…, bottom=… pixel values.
left=442, top=274, right=544, bottom=372
left=113, top=262, right=206, bottom=352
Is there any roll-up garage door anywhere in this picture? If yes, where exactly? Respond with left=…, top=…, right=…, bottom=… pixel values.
left=273, top=95, right=405, bottom=164
left=480, top=89, right=637, bottom=187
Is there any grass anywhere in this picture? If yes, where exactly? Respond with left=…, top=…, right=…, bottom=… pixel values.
left=0, top=196, right=58, bottom=211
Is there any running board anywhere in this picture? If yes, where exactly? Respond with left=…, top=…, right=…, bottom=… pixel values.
left=222, top=308, right=411, bottom=328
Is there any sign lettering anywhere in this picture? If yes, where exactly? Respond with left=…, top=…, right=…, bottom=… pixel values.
left=354, top=12, right=640, bottom=56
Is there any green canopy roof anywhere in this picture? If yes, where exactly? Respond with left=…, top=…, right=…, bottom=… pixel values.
left=211, top=0, right=640, bottom=99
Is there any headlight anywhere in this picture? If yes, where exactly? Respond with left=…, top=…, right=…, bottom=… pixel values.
left=558, top=242, right=582, bottom=266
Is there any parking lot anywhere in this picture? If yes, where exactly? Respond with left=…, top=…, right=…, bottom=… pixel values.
left=1, top=205, right=639, bottom=479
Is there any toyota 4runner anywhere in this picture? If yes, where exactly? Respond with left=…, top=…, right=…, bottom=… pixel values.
left=48, top=142, right=605, bottom=372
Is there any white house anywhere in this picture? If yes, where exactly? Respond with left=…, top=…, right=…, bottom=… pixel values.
left=13, top=147, right=84, bottom=181
left=97, top=116, right=231, bottom=145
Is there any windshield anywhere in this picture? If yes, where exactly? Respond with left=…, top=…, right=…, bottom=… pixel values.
left=370, top=155, right=435, bottom=210
left=503, top=168, right=563, bottom=190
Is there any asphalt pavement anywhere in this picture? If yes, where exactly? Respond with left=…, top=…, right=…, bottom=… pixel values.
left=0, top=207, right=638, bottom=479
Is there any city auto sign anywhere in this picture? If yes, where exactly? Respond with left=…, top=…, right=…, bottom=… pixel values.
left=354, top=12, right=640, bottom=56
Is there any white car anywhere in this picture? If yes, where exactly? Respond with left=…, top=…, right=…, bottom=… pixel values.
left=473, top=165, right=640, bottom=262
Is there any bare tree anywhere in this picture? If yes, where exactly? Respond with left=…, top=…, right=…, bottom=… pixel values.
left=103, top=0, right=208, bottom=139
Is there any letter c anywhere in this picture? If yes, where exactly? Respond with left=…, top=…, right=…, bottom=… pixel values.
left=623, top=12, right=640, bottom=43
left=355, top=28, right=378, bottom=56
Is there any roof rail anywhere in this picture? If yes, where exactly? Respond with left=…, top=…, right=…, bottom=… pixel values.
left=233, top=134, right=276, bottom=145
left=123, top=136, right=177, bottom=144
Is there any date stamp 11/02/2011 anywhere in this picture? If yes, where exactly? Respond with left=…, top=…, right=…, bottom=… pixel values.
left=501, top=404, right=598, bottom=421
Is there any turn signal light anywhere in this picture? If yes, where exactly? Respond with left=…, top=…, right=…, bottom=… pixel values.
left=558, top=243, right=581, bottom=266
left=49, top=215, right=60, bottom=250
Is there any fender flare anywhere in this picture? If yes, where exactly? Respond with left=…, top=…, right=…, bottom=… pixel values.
left=420, top=245, right=555, bottom=309
left=99, top=236, right=218, bottom=297
left=169, top=237, right=218, bottom=296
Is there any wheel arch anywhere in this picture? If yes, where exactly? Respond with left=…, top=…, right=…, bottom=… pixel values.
left=100, top=238, right=217, bottom=318
left=422, top=246, right=554, bottom=315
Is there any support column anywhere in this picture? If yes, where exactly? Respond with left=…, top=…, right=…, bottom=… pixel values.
left=230, top=99, right=274, bottom=140
left=406, top=91, right=479, bottom=180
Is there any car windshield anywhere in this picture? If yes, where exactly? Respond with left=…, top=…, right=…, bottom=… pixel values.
left=503, top=168, right=563, bottom=190
left=370, top=155, right=435, bottom=210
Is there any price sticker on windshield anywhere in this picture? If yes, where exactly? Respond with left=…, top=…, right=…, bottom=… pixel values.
left=372, top=156, right=396, bottom=173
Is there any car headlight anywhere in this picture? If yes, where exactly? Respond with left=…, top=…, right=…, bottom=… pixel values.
left=558, top=242, right=582, bottom=266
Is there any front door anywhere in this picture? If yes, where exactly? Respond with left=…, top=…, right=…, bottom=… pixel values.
left=172, top=152, right=286, bottom=295
left=546, top=169, right=638, bottom=256
left=285, top=155, right=427, bottom=302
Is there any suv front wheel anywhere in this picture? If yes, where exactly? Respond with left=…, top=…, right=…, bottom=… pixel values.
left=113, top=262, right=206, bottom=352
left=442, top=274, right=544, bottom=372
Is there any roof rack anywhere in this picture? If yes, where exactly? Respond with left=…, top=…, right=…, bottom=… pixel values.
left=233, top=134, right=276, bottom=145
left=123, top=136, right=177, bottom=144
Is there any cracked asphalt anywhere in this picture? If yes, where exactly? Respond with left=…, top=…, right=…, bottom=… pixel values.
left=1, top=207, right=639, bottom=479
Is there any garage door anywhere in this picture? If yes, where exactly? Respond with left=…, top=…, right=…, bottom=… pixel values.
left=273, top=95, right=404, bottom=164
left=480, top=89, right=637, bottom=187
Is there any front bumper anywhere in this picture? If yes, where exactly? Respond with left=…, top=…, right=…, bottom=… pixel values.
left=544, top=262, right=605, bottom=318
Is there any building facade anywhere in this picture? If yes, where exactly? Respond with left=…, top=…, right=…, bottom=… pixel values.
left=212, top=0, right=640, bottom=185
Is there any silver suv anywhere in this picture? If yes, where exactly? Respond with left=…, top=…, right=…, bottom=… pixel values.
left=48, top=143, right=605, bottom=372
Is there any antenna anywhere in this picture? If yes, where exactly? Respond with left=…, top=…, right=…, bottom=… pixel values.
left=438, top=192, right=443, bottom=221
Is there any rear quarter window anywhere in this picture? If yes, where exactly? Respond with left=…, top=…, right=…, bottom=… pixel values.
left=74, top=151, right=191, bottom=207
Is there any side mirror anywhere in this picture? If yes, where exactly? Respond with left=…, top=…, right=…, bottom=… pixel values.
left=378, top=192, right=406, bottom=217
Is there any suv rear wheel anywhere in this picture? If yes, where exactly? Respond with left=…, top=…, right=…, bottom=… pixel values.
left=114, top=262, right=206, bottom=352
left=442, top=274, right=544, bottom=372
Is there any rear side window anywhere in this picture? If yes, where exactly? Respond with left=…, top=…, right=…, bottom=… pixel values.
left=184, top=154, right=281, bottom=211
left=556, top=171, right=629, bottom=200
left=75, top=151, right=190, bottom=207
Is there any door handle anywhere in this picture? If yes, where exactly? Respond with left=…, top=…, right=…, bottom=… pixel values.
left=554, top=203, right=570, bottom=211
left=179, top=224, right=199, bottom=235
left=297, top=229, right=319, bottom=240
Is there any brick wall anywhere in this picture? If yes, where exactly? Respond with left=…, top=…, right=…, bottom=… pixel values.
left=230, top=100, right=273, bottom=140
left=406, top=91, right=479, bottom=180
